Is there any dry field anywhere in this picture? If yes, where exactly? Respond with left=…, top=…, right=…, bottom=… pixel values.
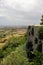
left=0, top=28, right=27, bottom=48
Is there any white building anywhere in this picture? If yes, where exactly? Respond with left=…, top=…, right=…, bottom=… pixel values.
left=27, top=25, right=43, bottom=53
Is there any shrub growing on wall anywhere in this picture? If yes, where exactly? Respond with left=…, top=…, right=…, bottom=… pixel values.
left=38, top=26, right=43, bottom=40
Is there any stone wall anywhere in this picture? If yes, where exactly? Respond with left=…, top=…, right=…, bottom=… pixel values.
left=27, top=25, right=43, bottom=52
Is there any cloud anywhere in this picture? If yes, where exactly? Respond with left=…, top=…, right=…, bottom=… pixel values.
left=0, top=0, right=43, bottom=26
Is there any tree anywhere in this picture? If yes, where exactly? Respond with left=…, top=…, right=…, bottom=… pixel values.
left=40, top=15, right=43, bottom=25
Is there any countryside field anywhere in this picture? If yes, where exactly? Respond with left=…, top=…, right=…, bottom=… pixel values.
left=0, top=27, right=27, bottom=49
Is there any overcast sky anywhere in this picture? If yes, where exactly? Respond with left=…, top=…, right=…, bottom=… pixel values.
left=0, top=0, right=43, bottom=26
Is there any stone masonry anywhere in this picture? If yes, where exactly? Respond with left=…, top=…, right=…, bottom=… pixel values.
left=27, top=25, right=43, bottom=53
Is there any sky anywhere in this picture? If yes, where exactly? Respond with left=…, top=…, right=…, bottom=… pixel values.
left=0, top=0, right=43, bottom=26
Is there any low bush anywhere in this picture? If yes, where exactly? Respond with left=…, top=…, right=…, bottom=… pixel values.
left=0, top=45, right=29, bottom=65
left=0, top=35, right=27, bottom=59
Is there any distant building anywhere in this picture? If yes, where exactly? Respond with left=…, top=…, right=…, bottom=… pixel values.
left=27, top=25, right=43, bottom=53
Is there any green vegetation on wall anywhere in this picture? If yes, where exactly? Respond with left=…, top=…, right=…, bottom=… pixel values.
left=38, top=26, right=43, bottom=40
